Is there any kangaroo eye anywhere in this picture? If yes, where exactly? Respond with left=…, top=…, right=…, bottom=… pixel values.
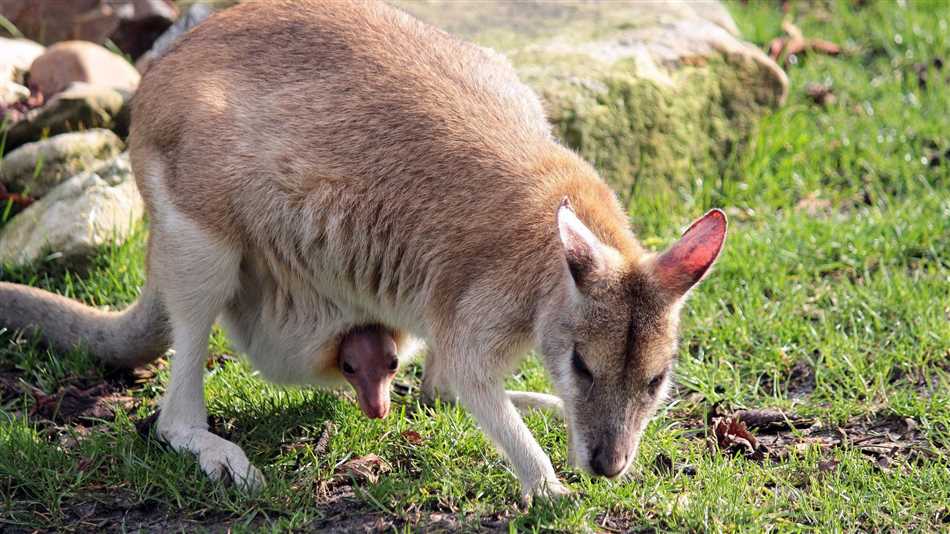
left=342, top=362, right=355, bottom=374
left=388, top=358, right=398, bottom=371
left=648, top=372, right=666, bottom=393
left=571, top=349, right=593, bottom=382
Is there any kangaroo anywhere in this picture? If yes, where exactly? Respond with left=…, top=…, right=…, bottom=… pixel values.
left=0, top=0, right=726, bottom=501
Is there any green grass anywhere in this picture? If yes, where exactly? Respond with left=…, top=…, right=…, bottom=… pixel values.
left=2, top=1, right=949, bottom=531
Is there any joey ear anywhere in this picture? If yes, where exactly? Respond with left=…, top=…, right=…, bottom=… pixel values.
left=652, top=209, right=727, bottom=297
left=557, top=198, right=605, bottom=285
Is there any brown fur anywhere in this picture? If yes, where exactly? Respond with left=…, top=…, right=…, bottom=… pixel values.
left=1, top=0, right=726, bottom=499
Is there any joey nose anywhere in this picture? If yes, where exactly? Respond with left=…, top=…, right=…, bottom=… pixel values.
left=590, top=445, right=627, bottom=478
left=361, top=396, right=390, bottom=419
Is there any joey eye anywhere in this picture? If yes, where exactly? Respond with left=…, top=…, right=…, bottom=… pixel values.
left=571, top=349, right=593, bottom=382
left=342, top=362, right=355, bottom=374
left=388, top=358, right=398, bottom=371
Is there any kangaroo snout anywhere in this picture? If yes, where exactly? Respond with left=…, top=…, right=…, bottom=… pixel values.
left=590, top=443, right=629, bottom=478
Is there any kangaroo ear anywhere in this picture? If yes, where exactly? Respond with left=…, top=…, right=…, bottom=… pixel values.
left=557, top=198, right=605, bottom=285
left=652, top=209, right=727, bottom=297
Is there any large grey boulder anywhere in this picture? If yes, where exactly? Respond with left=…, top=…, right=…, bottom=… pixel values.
left=390, top=0, right=787, bottom=197
left=0, top=152, right=143, bottom=266
left=0, top=129, right=124, bottom=198
left=1, top=82, right=128, bottom=151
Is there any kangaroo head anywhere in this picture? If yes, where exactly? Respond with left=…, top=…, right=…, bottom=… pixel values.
left=538, top=200, right=727, bottom=478
left=339, top=324, right=400, bottom=419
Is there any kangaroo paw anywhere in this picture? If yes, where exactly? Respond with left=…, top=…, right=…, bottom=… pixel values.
left=160, top=425, right=265, bottom=492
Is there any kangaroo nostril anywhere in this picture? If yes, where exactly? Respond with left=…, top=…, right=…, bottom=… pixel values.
left=590, top=445, right=626, bottom=478
left=590, top=445, right=605, bottom=475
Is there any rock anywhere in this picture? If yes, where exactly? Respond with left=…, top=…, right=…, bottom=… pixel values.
left=0, top=37, right=45, bottom=84
left=0, top=129, right=124, bottom=198
left=136, top=3, right=214, bottom=73
left=0, top=80, right=29, bottom=106
left=29, top=41, right=141, bottom=97
left=0, top=0, right=118, bottom=46
left=1, top=82, right=127, bottom=151
left=0, top=152, right=143, bottom=266
left=391, top=0, right=788, bottom=197
left=0, top=0, right=177, bottom=54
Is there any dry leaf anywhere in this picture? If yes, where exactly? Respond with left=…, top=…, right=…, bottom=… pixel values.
left=338, top=454, right=390, bottom=484
left=314, top=420, right=335, bottom=455
left=710, top=416, right=769, bottom=461
left=768, top=20, right=841, bottom=66
left=809, top=39, right=841, bottom=55
left=0, top=183, right=34, bottom=209
left=402, top=430, right=424, bottom=445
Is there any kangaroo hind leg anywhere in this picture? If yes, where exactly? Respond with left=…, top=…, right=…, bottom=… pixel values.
left=147, top=194, right=263, bottom=490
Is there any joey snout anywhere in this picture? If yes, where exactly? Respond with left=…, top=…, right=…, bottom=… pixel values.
left=338, top=324, right=400, bottom=419
left=347, top=374, right=394, bottom=419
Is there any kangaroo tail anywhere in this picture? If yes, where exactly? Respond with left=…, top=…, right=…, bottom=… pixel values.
left=0, top=280, right=170, bottom=368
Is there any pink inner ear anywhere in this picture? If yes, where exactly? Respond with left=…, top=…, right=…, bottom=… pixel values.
left=655, top=209, right=727, bottom=295
left=557, top=199, right=604, bottom=284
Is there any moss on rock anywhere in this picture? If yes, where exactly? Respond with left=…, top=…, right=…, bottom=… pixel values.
left=517, top=49, right=784, bottom=198
left=392, top=1, right=788, bottom=201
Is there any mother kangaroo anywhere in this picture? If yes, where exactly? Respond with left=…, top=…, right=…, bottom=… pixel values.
left=0, top=0, right=726, bottom=502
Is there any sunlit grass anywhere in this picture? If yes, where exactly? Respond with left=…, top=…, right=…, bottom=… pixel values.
left=1, top=1, right=948, bottom=530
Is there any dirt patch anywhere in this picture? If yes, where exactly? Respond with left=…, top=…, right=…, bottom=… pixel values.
left=1, top=361, right=164, bottom=427
left=4, top=492, right=270, bottom=534
left=700, top=405, right=940, bottom=467
left=305, top=488, right=402, bottom=533
left=785, top=360, right=816, bottom=399
left=306, top=486, right=513, bottom=533
left=27, top=382, right=137, bottom=425
left=705, top=406, right=815, bottom=462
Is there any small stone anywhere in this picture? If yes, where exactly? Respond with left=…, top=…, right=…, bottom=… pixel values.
left=0, top=129, right=124, bottom=198
left=0, top=152, right=144, bottom=266
left=29, top=41, right=141, bottom=97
